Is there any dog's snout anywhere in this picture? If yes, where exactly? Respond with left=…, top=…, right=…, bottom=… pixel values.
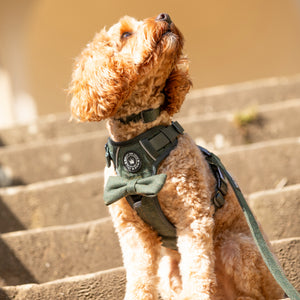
left=156, top=13, right=172, bottom=25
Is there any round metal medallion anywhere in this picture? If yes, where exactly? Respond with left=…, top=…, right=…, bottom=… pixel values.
left=123, top=151, right=142, bottom=173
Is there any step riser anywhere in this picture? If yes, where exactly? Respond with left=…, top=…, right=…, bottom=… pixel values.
left=248, top=186, right=300, bottom=241
left=219, top=140, right=300, bottom=194
left=0, top=173, right=108, bottom=233
left=182, top=102, right=300, bottom=149
left=0, top=219, right=122, bottom=286
left=183, top=75, right=300, bottom=116
left=2, top=239, right=299, bottom=300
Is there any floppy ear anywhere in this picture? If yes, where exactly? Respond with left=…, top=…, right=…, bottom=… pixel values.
left=69, top=30, right=137, bottom=121
left=162, top=57, right=192, bottom=116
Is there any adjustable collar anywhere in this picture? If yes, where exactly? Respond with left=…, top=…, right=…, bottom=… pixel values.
left=115, top=107, right=161, bottom=124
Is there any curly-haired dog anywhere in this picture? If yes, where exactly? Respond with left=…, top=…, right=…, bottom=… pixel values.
left=69, top=13, right=283, bottom=300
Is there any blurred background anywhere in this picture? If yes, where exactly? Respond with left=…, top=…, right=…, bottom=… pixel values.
left=1, top=0, right=300, bottom=127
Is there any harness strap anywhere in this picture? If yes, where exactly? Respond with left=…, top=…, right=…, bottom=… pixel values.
left=201, top=148, right=300, bottom=300
left=127, top=121, right=184, bottom=250
left=200, top=146, right=228, bottom=209
left=126, top=194, right=178, bottom=249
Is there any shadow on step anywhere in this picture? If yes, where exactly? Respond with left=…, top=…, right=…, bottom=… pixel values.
left=0, top=164, right=26, bottom=188
left=0, top=289, right=10, bottom=299
left=0, top=138, right=4, bottom=147
left=0, top=198, right=26, bottom=233
left=0, top=237, right=37, bottom=286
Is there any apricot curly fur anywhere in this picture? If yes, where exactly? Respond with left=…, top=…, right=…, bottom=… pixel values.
left=70, top=14, right=283, bottom=300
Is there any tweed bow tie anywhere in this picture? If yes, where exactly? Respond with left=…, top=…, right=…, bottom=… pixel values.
left=103, top=174, right=167, bottom=205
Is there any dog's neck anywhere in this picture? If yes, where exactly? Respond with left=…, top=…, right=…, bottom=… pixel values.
left=107, top=110, right=171, bottom=142
left=107, top=76, right=171, bottom=142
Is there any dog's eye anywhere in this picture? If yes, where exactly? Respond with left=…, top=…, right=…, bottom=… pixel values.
left=121, top=32, right=132, bottom=39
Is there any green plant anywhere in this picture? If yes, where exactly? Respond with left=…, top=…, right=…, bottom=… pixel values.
left=233, top=106, right=259, bottom=128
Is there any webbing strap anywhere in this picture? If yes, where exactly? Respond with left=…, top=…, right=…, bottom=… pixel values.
left=126, top=195, right=178, bottom=249
left=204, top=149, right=300, bottom=300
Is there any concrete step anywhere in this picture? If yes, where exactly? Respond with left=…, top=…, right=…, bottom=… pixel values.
left=181, top=74, right=300, bottom=116
left=0, top=135, right=299, bottom=193
left=0, top=113, right=104, bottom=148
left=181, top=98, right=300, bottom=149
left=0, top=172, right=107, bottom=233
left=217, top=137, right=300, bottom=194
left=0, top=184, right=298, bottom=286
left=0, top=75, right=299, bottom=147
left=0, top=218, right=122, bottom=287
left=248, top=184, right=300, bottom=241
left=1, top=238, right=298, bottom=300
left=0, top=153, right=299, bottom=237
left=271, top=237, right=300, bottom=294
left=0, top=131, right=107, bottom=187
left=0, top=267, right=126, bottom=300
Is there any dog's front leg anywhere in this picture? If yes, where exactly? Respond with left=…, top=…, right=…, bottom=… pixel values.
left=177, top=213, right=216, bottom=300
left=109, top=198, right=161, bottom=300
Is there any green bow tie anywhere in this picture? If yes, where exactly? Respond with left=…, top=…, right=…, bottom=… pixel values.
left=103, top=174, right=167, bottom=205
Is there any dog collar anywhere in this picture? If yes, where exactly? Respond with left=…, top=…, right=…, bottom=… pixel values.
left=115, top=107, right=161, bottom=124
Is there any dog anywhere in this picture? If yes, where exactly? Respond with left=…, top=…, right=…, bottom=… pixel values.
left=69, top=13, right=284, bottom=300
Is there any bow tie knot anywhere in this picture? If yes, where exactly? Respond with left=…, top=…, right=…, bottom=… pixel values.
left=104, top=174, right=167, bottom=205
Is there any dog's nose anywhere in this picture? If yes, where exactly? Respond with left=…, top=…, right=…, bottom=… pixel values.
left=156, top=13, right=172, bottom=25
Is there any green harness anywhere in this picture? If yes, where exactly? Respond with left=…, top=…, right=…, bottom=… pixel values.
left=104, top=121, right=227, bottom=249
left=103, top=117, right=300, bottom=300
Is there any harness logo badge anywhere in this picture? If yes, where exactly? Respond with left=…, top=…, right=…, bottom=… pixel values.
left=123, top=151, right=142, bottom=173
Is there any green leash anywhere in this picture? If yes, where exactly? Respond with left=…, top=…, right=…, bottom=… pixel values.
left=202, top=148, right=300, bottom=300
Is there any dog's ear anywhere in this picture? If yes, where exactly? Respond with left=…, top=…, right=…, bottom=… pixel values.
left=69, top=30, right=137, bottom=121
left=162, top=58, right=192, bottom=116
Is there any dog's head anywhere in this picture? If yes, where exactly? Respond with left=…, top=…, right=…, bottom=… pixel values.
left=70, top=13, right=192, bottom=121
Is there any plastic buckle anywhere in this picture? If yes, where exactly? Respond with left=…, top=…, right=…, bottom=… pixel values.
left=219, top=178, right=228, bottom=195
left=172, top=121, right=184, bottom=134
left=213, top=191, right=225, bottom=208
left=140, top=110, right=147, bottom=123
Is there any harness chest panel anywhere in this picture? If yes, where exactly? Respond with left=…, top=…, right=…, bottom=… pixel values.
left=103, top=122, right=227, bottom=250
left=104, top=122, right=183, bottom=249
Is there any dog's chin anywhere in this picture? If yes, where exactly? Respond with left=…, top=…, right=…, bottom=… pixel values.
left=160, top=31, right=180, bottom=52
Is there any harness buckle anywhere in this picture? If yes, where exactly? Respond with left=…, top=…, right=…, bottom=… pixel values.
left=172, top=121, right=184, bottom=134
left=212, top=191, right=225, bottom=208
